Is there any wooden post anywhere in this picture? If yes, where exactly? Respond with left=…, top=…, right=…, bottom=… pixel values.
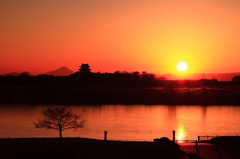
left=104, top=131, right=107, bottom=141
left=195, top=141, right=200, bottom=157
left=173, top=130, right=175, bottom=143
left=198, top=136, right=200, bottom=142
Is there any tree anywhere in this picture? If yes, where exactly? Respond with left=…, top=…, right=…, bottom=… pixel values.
left=34, top=107, right=85, bottom=139
left=19, top=71, right=30, bottom=78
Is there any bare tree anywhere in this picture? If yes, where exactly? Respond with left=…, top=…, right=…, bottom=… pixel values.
left=34, top=107, right=85, bottom=139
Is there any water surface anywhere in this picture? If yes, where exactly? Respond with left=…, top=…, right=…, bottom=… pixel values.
left=0, top=105, right=240, bottom=141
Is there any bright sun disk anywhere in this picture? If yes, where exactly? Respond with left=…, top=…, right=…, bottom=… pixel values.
left=177, top=62, right=188, bottom=72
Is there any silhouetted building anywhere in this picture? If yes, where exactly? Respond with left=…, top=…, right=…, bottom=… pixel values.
left=232, top=76, right=240, bottom=82
left=78, top=64, right=91, bottom=74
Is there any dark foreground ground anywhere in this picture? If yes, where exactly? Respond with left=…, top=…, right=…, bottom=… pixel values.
left=1, top=137, right=239, bottom=159
left=0, top=137, right=187, bottom=159
left=211, top=136, right=240, bottom=159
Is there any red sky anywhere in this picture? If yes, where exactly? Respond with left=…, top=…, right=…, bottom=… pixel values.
left=1, top=0, right=240, bottom=75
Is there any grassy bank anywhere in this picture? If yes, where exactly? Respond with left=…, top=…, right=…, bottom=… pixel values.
left=0, top=137, right=186, bottom=159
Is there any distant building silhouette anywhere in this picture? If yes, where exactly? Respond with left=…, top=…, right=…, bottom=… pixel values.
left=78, top=64, right=92, bottom=74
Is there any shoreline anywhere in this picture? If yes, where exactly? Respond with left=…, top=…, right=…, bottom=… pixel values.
left=1, top=86, right=240, bottom=105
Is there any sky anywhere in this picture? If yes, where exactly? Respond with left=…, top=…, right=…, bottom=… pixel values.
left=1, top=0, right=240, bottom=75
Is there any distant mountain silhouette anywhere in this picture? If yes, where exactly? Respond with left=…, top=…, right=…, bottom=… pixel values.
left=2, top=72, right=20, bottom=77
left=45, top=67, right=74, bottom=76
left=157, top=72, right=240, bottom=81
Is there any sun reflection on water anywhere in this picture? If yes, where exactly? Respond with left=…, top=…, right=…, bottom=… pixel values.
left=176, top=125, right=186, bottom=143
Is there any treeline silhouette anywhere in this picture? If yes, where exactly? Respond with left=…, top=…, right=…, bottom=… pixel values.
left=1, top=71, right=240, bottom=105
left=1, top=71, right=159, bottom=87
left=1, top=71, right=237, bottom=87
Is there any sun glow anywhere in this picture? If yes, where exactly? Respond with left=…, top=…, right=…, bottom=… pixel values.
left=177, top=62, right=188, bottom=72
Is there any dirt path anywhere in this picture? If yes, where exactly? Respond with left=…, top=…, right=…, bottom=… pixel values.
left=179, top=143, right=226, bottom=159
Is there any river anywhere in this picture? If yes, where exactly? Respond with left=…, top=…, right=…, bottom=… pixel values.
left=0, top=105, right=240, bottom=141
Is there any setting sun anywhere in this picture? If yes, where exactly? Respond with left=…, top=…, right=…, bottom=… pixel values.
left=177, top=62, right=188, bottom=72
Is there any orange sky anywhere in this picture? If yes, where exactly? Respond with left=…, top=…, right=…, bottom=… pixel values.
left=1, top=0, right=240, bottom=75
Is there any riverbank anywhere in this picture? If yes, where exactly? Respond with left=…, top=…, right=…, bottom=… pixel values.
left=1, top=86, right=240, bottom=105
left=0, top=137, right=186, bottom=159
left=1, top=137, right=238, bottom=159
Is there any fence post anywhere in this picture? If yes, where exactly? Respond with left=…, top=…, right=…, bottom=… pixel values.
left=195, top=141, right=200, bottom=157
left=173, top=130, right=175, bottom=143
left=198, top=136, right=200, bottom=142
left=104, top=131, right=107, bottom=141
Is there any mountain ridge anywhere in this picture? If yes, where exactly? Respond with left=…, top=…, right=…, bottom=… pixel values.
left=45, top=67, right=74, bottom=76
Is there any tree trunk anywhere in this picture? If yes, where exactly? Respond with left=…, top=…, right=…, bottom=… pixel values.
left=59, top=130, right=62, bottom=139
left=59, top=129, right=63, bottom=146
